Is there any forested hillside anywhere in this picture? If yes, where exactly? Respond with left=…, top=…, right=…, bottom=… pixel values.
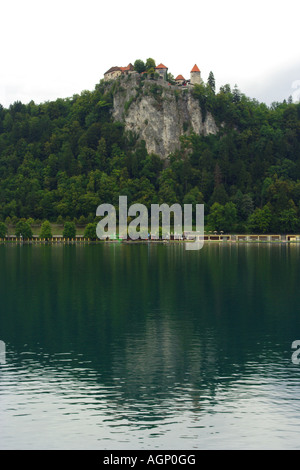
left=0, top=70, right=300, bottom=234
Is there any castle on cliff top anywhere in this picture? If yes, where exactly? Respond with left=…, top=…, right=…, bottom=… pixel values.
left=104, top=63, right=203, bottom=87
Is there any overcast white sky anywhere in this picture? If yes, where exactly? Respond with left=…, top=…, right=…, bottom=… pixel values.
left=0, top=0, right=299, bottom=108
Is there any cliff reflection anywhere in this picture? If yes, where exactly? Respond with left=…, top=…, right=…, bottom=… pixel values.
left=1, top=243, right=300, bottom=421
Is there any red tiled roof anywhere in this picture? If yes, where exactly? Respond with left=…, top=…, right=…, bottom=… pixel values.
left=120, top=63, right=134, bottom=71
left=191, top=64, right=200, bottom=73
left=104, top=66, right=121, bottom=74
left=155, top=63, right=168, bottom=69
left=105, top=63, right=134, bottom=74
left=175, top=75, right=185, bottom=80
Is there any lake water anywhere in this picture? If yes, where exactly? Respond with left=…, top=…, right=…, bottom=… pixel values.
left=1, top=242, right=300, bottom=450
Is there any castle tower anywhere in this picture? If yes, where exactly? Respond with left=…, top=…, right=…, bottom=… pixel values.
left=190, top=64, right=202, bottom=85
left=175, top=75, right=185, bottom=86
left=155, top=63, right=168, bottom=80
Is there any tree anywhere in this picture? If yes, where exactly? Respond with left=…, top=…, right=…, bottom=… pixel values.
left=214, top=163, right=222, bottom=186
left=232, top=84, right=241, bottom=103
left=240, top=194, right=254, bottom=220
left=183, top=187, right=204, bottom=205
left=207, top=71, right=215, bottom=94
left=158, top=169, right=178, bottom=205
left=223, top=202, right=238, bottom=231
left=15, top=220, right=33, bottom=239
left=40, top=220, right=52, bottom=239
left=141, top=153, right=163, bottom=185
left=96, top=137, right=107, bottom=171
left=78, top=215, right=87, bottom=226
left=234, top=191, right=254, bottom=221
left=56, top=215, right=64, bottom=225
left=63, top=221, right=76, bottom=238
left=248, top=205, right=272, bottom=233
left=183, top=187, right=204, bottom=225
left=208, top=202, right=237, bottom=232
left=60, top=141, right=76, bottom=175
left=167, top=73, right=175, bottom=84
left=207, top=202, right=224, bottom=231
left=266, top=178, right=293, bottom=213
left=209, top=184, right=228, bottom=206
left=84, top=223, right=97, bottom=240
left=145, top=58, right=156, bottom=70
left=0, top=222, right=7, bottom=238
left=220, top=84, right=231, bottom=94
left=279, top=207, right=299, bottom=233
left=134, top=59, right=146, bottom=74
left=0, top=69, right=299, bottom=236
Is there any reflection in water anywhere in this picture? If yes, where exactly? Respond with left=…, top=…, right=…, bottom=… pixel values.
left=1, top=243, right=300, bottom=449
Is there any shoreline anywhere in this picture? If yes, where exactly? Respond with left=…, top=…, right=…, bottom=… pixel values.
left=0, top=234, right=300, bottom=244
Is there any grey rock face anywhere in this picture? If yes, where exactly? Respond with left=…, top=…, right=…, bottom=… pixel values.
left=111, top=74, right=218, bottom=158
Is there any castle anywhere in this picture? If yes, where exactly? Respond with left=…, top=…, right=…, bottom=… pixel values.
left=104, top=62, right=203, bottom=86
left=104, top=63, right=135, bottom=81
left=175, top=64, right=203, bottom=86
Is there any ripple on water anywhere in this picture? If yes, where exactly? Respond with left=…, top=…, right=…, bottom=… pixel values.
left=1, top=341, right=300, bottom=450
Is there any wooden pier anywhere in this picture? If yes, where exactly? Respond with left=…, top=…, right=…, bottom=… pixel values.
left=0, top=234, right=299, bottom=243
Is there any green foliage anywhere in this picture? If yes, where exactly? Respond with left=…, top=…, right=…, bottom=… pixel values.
left=40, top=220, right=52, bottom=239
left=124, top=97, right=135, bottom=114
left=134, top=60, right=146, bottom=74
left=248, top=205, right=272, bottom=234
left=149, top=83, right=163, bottom=97
left=167, top=73, right=175, bottom=85
left=233, top=191, right=254, bottom=221
left=145, top=58, right=156, bottom=71
left=134, top=58, right=156, bottom=76
left=0, top=69, right=300, bottom=234
left=207, top=71, right=216, bottom=94
left=192, top=83, right=214, bottom=122
left=0, top=222, right=7, bottom=238
left=208, top=202, right=237, bottom=232
left=149, top=84, right=164, bottom=109
left=209, top=184, right=229, bottom=206
left=78, top=215, right=87, bottom=226
left=183, top=187, right=204, bottom=205
left=63, top=221, right=76, bottom=238
left=278, top=206, right=299, bottom=233
left=84, top=222, right=97, bottom=239
left=15, top=220, right=33, bottom=239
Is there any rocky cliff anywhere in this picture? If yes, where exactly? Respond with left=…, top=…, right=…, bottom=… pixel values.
left=110, top=74, right=218, bottom=159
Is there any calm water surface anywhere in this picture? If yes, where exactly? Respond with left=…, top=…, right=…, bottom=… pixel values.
left=1, top=242, right=300, bottom=449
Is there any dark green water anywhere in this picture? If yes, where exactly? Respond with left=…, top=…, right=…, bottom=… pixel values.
left=1, top=242, right=300, bottom=449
